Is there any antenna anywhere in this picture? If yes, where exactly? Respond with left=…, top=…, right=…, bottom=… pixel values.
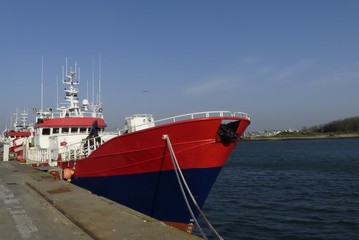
left=78, top=67, right=81, bottom=84
left=56, top=75, right=59, bottom=109
left=75, top=61, right=78, bottom=79
left=41, top=56, right=44, bottom=112
left=87, top=78, right=89, bottom=99
left=99, top=54, right=102, bottom=105
left=62, top=65, right=64, bottom=84
left=10, top=112, right=12, bottom=129
left=92, top=61, right=95, bottom=105
left=65, top=57, right=68, bottom=76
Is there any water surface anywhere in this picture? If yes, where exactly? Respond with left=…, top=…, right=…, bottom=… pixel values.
left=195, top=138, right=359, bottom=240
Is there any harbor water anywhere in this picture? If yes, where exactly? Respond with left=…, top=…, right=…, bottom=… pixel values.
left=195, top=138, right=359, bottom=240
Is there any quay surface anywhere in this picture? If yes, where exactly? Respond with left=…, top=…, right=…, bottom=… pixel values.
left=0, top=160, right=200, bottom=240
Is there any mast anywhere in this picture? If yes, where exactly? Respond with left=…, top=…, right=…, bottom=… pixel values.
left=20, top=109, right=28, bottom=129
left=13, top=109, right=19, bottom=129
left=34, top=59, right=104, bottom=120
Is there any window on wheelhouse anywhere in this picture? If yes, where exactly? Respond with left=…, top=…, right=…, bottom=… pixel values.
left=53, top=128, right=60, bottom=134
left=80, top=127, right=87, bottom=133
left=71, top=127, right=78, bottom=133
left=42, top=128, right=50, bottom=135
left=62, top=128, right=69, bottom=134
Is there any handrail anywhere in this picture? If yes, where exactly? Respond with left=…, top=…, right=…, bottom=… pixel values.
left=233, top=111, right=251, bottom=120
left=37, top=111, right=104, bottom=120
left=119, top=110, right=250, bottom=134
left=25, top=133, right=116, bottom=164
left=59, top=134, right=115, bottom=162
left=156, top=111, right=232, bottom=122
left=50, top=112, right=104, bottom=118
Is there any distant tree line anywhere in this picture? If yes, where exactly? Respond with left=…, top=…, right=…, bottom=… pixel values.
left=308, top=116, right=359, bottom=133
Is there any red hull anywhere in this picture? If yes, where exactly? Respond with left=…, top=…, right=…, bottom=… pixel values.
left=61, top=117, right=249, bottom=177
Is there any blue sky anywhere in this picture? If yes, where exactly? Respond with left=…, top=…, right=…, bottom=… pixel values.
left=1, top=0, right=358, bottom=131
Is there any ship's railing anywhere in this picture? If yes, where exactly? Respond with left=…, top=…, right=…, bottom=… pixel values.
left=233, top=111, right=251, bottom=120
left=54, top=137, right=98, bottom=162
left=24, top=133, right=116, bottom=164
left=119, top=110, right=250, bottom=134
left=60, top=142, right=83, bottom=162
left=24, top=148, right=49, bottom=163
left=157, top=111, right=232, bottom=123
left=52, top=111, right=104, bottom=118
left=25, top=137, right=103, bottom=163
left=37, top=110, right=104, bottom=120
left=58, top=133, right=117, bottom=162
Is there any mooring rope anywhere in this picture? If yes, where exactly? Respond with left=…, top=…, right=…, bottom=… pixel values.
left=163, top=134, right=224, bottom=240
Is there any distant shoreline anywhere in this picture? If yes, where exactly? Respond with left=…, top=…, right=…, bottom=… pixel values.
left=243, top=133, right=359, bottom=141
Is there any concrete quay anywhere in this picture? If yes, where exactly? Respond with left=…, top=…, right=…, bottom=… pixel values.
left=0, top=160, right=200, bottom=240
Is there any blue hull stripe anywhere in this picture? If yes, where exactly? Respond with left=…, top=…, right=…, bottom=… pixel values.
left=72, top=167, right=222, bottom=223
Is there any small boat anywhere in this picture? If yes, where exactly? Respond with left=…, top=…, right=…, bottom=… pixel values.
left=21, top=63, right=251, bottom=233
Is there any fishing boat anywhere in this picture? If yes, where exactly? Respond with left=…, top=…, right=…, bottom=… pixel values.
left=2, top=109, right=32, bottom=157
left=21, top=63, right=251, bottom=233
